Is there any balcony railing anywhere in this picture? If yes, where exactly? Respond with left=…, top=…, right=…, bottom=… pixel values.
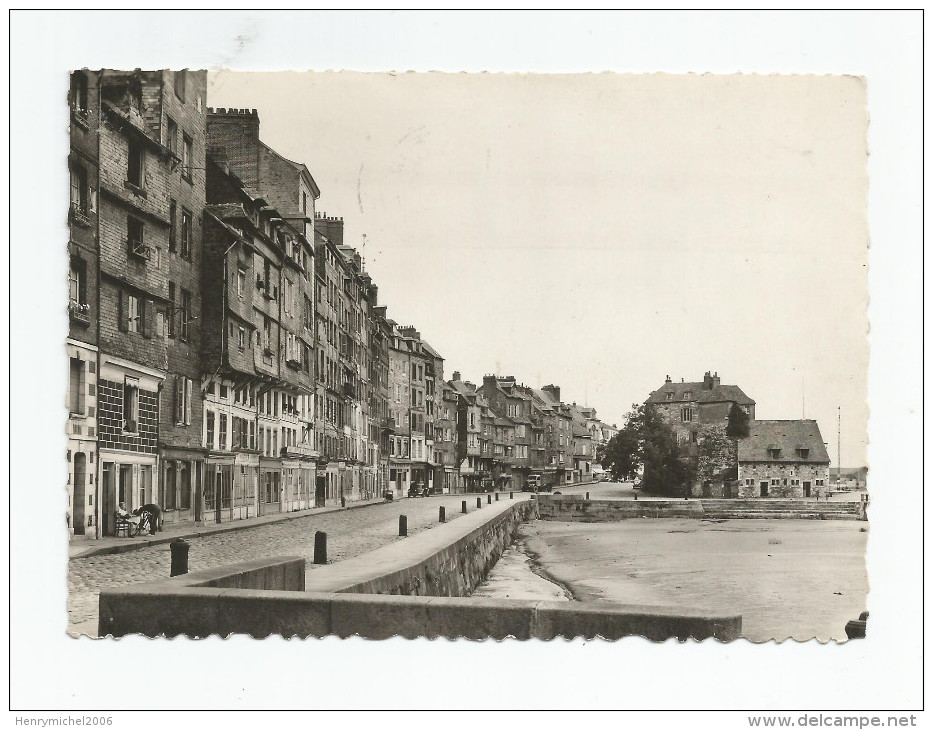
left=70, top=204, right=91, bottom=227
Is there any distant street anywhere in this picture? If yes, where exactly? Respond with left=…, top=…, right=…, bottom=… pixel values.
left=69, top=492, right=519, bottom=635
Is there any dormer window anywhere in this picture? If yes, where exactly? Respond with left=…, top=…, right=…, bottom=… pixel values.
left=665, top=392, right=674, bottom=401
left=769, top=448, right=782, bottom=460
left=796, top=448, right=810, bottom=459
left=683, top=391, right=692, bottom=400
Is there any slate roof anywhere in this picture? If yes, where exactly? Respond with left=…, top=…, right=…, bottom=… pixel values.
left=737, top=420, right=830, bottom=464
left=647, top=381, right=755, bottom=406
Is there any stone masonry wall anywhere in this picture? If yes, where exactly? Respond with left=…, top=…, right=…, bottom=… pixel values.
left=736, top=462, right=831, bottom=499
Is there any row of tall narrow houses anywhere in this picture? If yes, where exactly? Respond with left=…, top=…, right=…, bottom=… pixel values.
left=66, top=70, right=616, bottom=538
left=645, top=373, right=831, bottom=498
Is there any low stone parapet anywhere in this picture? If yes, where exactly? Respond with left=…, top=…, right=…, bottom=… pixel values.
left=98, top=556, right=741, bottom=641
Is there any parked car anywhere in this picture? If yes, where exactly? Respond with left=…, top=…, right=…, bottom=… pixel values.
left=408, top=482, right=431, bottom=498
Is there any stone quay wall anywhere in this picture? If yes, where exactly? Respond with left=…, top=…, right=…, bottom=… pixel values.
left=537, top=496, right=864, bottom=521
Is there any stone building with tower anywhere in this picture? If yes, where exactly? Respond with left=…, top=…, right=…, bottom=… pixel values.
left=647, top=371, right=756, bottom=446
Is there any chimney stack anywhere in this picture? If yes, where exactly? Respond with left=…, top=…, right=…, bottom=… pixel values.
left=452, top=371, right=461, bottom=381
left=665, top=375, right=672, bottom=384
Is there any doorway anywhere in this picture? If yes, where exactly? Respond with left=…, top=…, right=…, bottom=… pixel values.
left=119, top=464, right=133, bottom=508
left=803, top=481, right=812, bottom=497
left=759, top=481, right=769, bottom=497
left=702, top=481, right=711, bottom=498
left=315, top=473, right=326, bottom=507
left=101, top=462, right=115, bottom=536
left=73, top=453, right=86, bottom=535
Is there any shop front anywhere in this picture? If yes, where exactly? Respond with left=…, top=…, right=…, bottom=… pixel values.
left=159, top=449, right=204, bottom=527
left=259, top=457, right=283, bottom=516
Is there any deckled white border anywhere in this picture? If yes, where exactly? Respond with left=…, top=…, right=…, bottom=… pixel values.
left=8, top=8, right=921, bottom=719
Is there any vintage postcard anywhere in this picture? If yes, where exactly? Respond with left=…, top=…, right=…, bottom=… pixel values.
left=65, top=70, right=870, bottom=645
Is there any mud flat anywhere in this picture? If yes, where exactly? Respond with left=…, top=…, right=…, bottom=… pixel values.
left=520, top=518, right=868, bottom=643
left=472, top=539, right=571, bottom=602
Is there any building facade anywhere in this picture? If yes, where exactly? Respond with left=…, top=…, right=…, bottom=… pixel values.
left=736, top=420, right=831, bottom=499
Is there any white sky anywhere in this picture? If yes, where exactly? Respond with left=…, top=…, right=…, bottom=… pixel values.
left=208, top=71, right=868, bottom=466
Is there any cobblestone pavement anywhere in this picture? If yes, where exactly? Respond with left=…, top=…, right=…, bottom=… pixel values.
left=69, top=492, right=516, bottom=634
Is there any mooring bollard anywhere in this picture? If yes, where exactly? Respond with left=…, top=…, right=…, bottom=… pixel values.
left=170, top=538, right=190, bottom=577
left=487, top=494, right=492, bottom=504
left=462, top=500, right=467, bottom=514
left=510, top=491, right=514, bottom=499
left=341, top=497, right=346, bottom=508
left=439, top=506, right=446, bottom=523
left=495, top=492, right=499, bottom=501
left=314, top=530, right=328, bottom=565
left=477, top=497, right=482, bottom=509
left=586, top=492, right=590, bottom=500
left=399, top=514, right=408, bottom=537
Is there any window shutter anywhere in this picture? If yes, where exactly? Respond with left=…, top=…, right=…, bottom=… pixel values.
left=184, top=378, right=192, bottom=425
left=174, top=377, right=183, bottom=423
left=142, top=299, right=152, bottom=338
left=118, top=290, right=129, bottom=332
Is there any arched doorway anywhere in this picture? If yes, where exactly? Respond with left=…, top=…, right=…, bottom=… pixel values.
left=73, top=453, right=87, bottom=535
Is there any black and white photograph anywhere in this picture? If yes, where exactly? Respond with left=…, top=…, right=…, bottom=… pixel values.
left=9, top=8, right=923, bottom=720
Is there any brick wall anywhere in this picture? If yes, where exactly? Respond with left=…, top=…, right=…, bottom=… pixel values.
left=206, top=109, right=260, bottom=187
left=98, top=378, right=158, bottom=454
left=98, top=278, right=168, bottom=370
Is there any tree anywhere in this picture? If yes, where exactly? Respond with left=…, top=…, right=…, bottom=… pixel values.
left=600, top=404, right=693, bottom=496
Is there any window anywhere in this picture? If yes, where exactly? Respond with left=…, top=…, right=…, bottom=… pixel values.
left=769, top=448, right=782, bottom=460
left=126, top=216, right=148, bottom=260
left=125, top=294, right=140, bottom=333
left=238, top=326, right=245, bottom=350
left=174, top=70, right=186, bottom=101
left=127, top=138, right=144, bottom=188
left=681, top=407, right=693, bottom=422
left=69, top=358, right=86, bottom=415
left=284, top=279, right=291, bottom=314
left=180, top=289, right=191, bottom=341
left=181, top=208, right=192, bottom=258
left=166, top=117, right=178, bottom=155
left=249, top=420, right=256, bottom=450
left=219, top=414, right=228, bottom=450
left=123, top=378, right=139, bottom=432
left=70, top=165, right=88, bottom=214
left=220, top=384, right=228, bottom=400
left=665, top=392, right=673, bottom=401
left=169, top=200, right=177, bottom=252
left=71, top=71, right=88, bottom=116
left=796, top=448, right=810, bottom=459
left=167, top=282, right=176, bottom=338
left=206, top=410, right=215, bottom=449
left=683, top=391, right=692, bottom=400
left=69, top=258, right=87, bottom=308
left=182, top=134, right=193, bottom=181
left=174, top=376, right=192, bottom=425
left=237, top=267, right=246, bottom=298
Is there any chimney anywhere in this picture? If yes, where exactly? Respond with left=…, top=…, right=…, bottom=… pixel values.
left=713, top=371, right=721, bottom=387
left=452, top=371, right=461, bottom=381
left=665, top=375, right=672, bottom=384
left=543, top=384, right=561, bottom=402
left=483, top=375, right=497, bottom=386
left=703, top=371, right=714, bottom=389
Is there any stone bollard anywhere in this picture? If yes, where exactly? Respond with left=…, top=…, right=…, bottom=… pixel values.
left=314, top=531, right=328, bottom=565
left=510, top=492, right=513, bottom=499
left=634, top=494, right=638, bottom=501
left=495, top=492, right=499, bottom=501
left=170, top=538, right=190, bottom=577
left=399, top=515, right=408, bottom=537
left=476, top=497, right=482, bottom=509
left=341, top=497, right=346, bottom=508
left=487, top=494, right=492, bottom=505
left=462, top=500, right=467, bottom=514
left=586, top=492, right=590, bottom=500
left=439, top=506, right=446, bottom=523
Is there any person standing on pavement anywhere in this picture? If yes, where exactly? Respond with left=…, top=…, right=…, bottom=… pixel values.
left=134, top=503, right=162, bottom=535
